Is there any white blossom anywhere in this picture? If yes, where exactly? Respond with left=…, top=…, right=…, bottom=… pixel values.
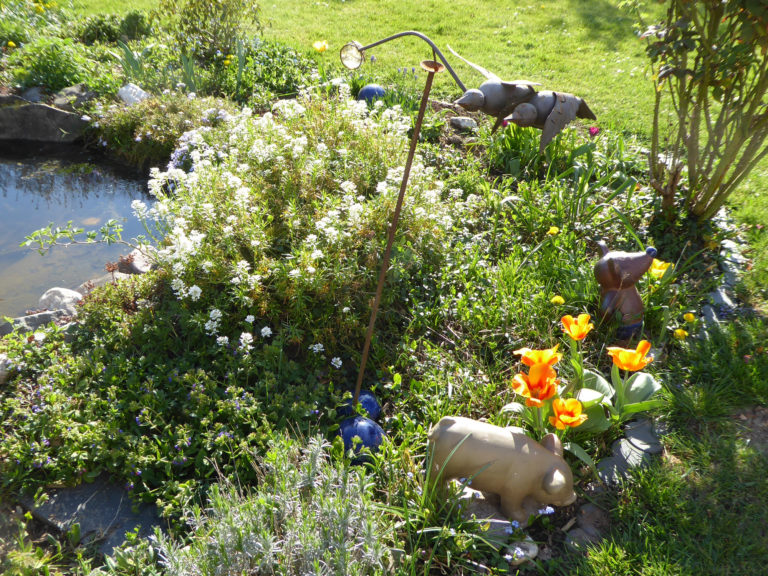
left=261, top=326, right=272, bottom=338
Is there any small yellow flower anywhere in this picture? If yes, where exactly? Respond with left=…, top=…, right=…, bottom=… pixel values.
left=7, top=41, right=16, bottom=48
left=223, top=59, right=231, bottom=66
left=674, top=328, right=688, bottom=340
left=312, top=40, right=328, bottom=53
left=648, top=258, right=671, bottom=280
left=683, top=312, right=696, bottom=323
left=550, top=295, right=565, bottom=305
left=34, top=3, right=45, bottom=12
left=547, top=226, right=560, bottom=236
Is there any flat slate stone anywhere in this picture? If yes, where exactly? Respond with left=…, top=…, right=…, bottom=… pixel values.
left=709, top=287, right=736, bottom=312
left=0, top=99, right=87, bottom=143
left=20, top=477, right=162, bottom=556
left=0, top=309, right=71, bottom=337
left=623, top=418, right=663, bottom=455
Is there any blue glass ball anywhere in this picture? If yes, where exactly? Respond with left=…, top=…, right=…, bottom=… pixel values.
left=357, top=84, right=386, bottom=103
left=337, top=390, right=381, bottom=421
left=339, top=415, right=385, bottom=456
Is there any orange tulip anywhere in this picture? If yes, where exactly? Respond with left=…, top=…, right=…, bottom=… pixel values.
left=561, top=314, right=594, bottom=341
left=607, top=340, right=654, bottom=371
left=513, top=345, right=562, bottom=367
left=548, top=398, right=588, bottom=430
left=512, top=363, right=558, bottom=407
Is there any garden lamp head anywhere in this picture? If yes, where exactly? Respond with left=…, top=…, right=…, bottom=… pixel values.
left=340, top=42, right=365, bottom=70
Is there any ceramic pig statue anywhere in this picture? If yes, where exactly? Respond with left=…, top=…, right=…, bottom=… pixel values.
left=594, top=241, right=657, bottom=339
left=427, top=416, right=576, bottom=524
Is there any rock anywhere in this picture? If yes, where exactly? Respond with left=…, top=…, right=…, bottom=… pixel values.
left=457, top=484, right=514, bottom=547
left=701, top=305, right=720, bottom=328
left=449, top=116, right=478, bottom=134
left=0, top=97, right=88, bottom=143
left=0, top=309, right=72, bottom=337
left=52, top=83, right=96, bottom=113
left=20, top=477, right=162, bottom=557
left=117, top=248, right=155, bottom=275
left=117, top=83, right=150, bottom=106
left=76, top=272, right=132, bottom=295
left=623, top=418, right=663, bottom=455
left=21, top=86, right=45, bottom=103
left=0, top=353, right=10, bottom=385
left=720, top=259, right=741, bottom=288
left=565, top=527, right=601, bottom=551
left=576, top=503, right=609, bottom=539
left=39, top=287, right=83, bottom=314
left=709, top=287, right=736, bottom=313
left=505, top=537, right=538, bottom=566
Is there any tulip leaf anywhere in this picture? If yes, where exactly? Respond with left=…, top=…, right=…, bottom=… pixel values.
left=583, top=369, right=615, bottom=400
left=624, top=372, right=661, bottom=404
left=564, top=441, right=597, bottom=476
left=501, top=402, right=526, bottom=414
left=575, top=388, right=604, bottom=408
left=621, top=398, right=666, bottom=416
left=573, top=403, right=611, bottom=434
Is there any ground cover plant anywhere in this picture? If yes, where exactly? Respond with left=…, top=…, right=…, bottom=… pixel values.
left=1, top=1, right=767, bottom=575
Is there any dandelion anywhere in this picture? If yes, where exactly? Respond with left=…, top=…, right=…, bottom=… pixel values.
left=684, top=312, right=696, bottom=323
left=550, top=295, right=565, bottom=305
left=313, top=40, right=328, bottom=53
left=674, top=328, right=688, bottom=340
left=648, top=258, right=672, bottom=280
left=607, top=340, right=654, bottom=371
left=561, top=314, right=594, bottom=341
left=547, top=226, right=560, bottom=236
left=331, top=357, right=342, bottom=369
left=7, top=41, right=16, bottom=48
left=549, top=398, right=588, bottom=429
left=261, top=326, right=272, bottom=338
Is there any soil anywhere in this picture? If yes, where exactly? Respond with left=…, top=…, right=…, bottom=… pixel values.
left=732, top=406, right=768, bottom=456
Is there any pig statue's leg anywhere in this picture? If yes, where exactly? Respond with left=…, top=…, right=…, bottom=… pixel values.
left=500, top=494, right=528, bottom=525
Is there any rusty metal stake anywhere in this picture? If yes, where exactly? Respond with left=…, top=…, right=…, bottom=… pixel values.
left=353, top=59, right=444, bottom=407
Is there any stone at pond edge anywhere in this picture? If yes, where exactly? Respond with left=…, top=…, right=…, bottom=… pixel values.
left=118, top=83, right=150, bottom=106
left=76, top=272, right=132, bottom=295
left=357, top=84, right=386, bottom=103
left=21, top=87, right=46, bottom=103
left=0, top=309, right=72, bottom=338
left=19, top=477, right=162, bottom=557
left=0, top=353, right=10, bottom=385
left=52, top=84, right=96, bottom=113
left=118, top=248, right=156, bottom=275
left=39, top=287, right=82, bottom=315
left=449, top=116, right=478, bottom=134
left=337, top=390, right=381, bottom=421
left=339, top=415, right=385, bottom=457
left=0, top=96, right=87, bottom=143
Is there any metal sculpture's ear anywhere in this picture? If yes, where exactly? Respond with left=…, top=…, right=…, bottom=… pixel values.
left=455, top=89, right=485, bottom=111
left=540, top=433, right=563, bottom=457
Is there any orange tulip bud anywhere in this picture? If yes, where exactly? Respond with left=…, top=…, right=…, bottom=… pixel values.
left=561, top=313, right=594, bottom=341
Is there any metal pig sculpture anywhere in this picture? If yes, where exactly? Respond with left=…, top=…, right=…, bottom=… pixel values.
left=450, top=46, right=595, bottom=151
left=428, top=416, right=576, bottom=524
left=594, top=241, right=658, bottom=339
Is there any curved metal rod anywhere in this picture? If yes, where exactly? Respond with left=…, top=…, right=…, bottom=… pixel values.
left=359, top=30, right=467, bottom=92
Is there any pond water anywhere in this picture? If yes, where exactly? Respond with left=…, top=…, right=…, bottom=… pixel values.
left=0, top=147, right=150, bottom=319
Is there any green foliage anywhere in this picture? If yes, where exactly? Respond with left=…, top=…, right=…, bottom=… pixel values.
left=155, top=436, right=391, bottom=575
left=88, top=92, right=236, bottom=169
left=76, top=11, right=151, bottom=46
left=638, top=0, right=768, bottom=221
left=7, top=37, right=88, bottom=91
left=159, top=0, right=260, bottom=63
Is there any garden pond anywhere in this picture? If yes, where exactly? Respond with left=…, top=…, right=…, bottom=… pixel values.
left=0, top=146, right=149, bottom=319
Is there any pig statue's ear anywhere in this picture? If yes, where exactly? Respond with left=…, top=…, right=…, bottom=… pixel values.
left=543, top=466, right=568, bottom=495
left=540, top=433, right=563, bottom=457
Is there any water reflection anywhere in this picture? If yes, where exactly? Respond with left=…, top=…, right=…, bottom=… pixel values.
left=0, top=152, right=150, bottom=319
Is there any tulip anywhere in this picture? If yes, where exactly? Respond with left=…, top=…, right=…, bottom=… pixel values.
left=313, top=40, right=328, bottom=53
left=512, top=363, right=558, bottom=407
left=648, top=258, right=671, bottom=279
left=561, top=313, right=594, bottom=341
left=513, top=345, right=562, bottom=367
left=548, top=398, right=587, bottom=430
left=607, top=340, right=654, bottom=371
